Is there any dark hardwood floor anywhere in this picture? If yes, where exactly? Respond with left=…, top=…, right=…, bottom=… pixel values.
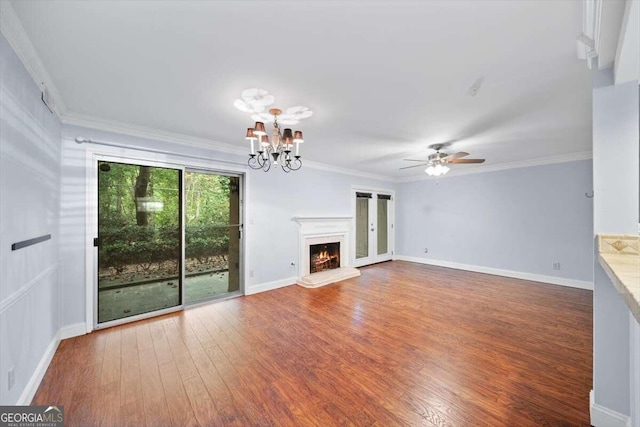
left=33, top=261, right=593, bottom=426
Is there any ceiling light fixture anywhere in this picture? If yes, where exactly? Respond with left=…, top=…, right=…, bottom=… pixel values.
left=401, top=144, right=485, bottom=176
left=236, top=88, right=312, bottom=172
left=245, top=108, right=305, bottom=172
left=425, top=160, right=450, bottom=176
left=424, top=148, right=450, bottom=176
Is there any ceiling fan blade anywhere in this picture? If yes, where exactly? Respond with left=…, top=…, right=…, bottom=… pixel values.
left=399, top=163, right=428, bottom=170
left=449, top=158, right=485, bottom=164
left=443, top=151, right=469, bottom=160
left=402, top=159, right=428, bottom=162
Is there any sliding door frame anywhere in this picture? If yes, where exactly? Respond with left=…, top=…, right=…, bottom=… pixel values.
left=85, top=146, right=248, bottom=332
left=350, top=186, right=395, bottom=268
left=184, top=167, right=245, bottom=305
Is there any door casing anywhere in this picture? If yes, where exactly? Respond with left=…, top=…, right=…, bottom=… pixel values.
left=351, top=186, right=395, bottom=268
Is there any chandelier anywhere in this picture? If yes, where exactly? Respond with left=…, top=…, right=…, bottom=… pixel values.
left=245, top=108, right=305, bottom=173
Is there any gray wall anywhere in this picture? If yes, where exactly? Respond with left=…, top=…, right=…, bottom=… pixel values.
left=0, top=34, right=62, bottom=404
left=591, top=69, right=639, bottom=419
left=59, top=124, right=395, bottom=328
left=396, top=160, right=594, bottom=283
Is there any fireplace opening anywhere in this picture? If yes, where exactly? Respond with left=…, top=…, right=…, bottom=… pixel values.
left=310, top=242, right=340, bottom=274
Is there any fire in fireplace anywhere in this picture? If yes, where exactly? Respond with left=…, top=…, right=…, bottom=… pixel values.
left=309, top=242, right=340, bottom=274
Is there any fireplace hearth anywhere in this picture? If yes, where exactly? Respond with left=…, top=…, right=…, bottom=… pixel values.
left=310, top=242, right=340, bottom=274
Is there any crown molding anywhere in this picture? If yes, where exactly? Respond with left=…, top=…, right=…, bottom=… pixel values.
left=63, top=111, right=397, bottom=181
left=304, top=160, right=395, bottom=182
left=63, top=109, right=592, bottom=183
left=589, top=0, right=603, bottom=55
left=0, top=1, right=66, bottom=118
left=395, top=151, right=593, bottom=182
left=62, top=111, right=249, bottom=156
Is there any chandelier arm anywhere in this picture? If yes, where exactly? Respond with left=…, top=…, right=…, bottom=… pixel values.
left=260, top=147, right=270, bottom=165
left=262, top=148, right=271, bottom=171
left=248, top=155, right=263, bottom=170
left=288, top=157, right=302, bottom=171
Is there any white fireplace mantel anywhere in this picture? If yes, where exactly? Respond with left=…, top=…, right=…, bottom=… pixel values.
left=292, top=216, right=353, bottom=235
left=291, top=216, right=360, bottom=287
left=292, top=216, right=353, bottom=222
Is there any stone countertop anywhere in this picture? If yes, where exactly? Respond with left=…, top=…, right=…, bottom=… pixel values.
left=598, top=234, right=640, bottom=323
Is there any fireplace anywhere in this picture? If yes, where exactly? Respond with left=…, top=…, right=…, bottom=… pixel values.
left=292, top=216, right=360, bottom=288
left=310, top=242, right=340, bottom=274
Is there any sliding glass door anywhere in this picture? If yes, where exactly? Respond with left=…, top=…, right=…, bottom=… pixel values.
left=184, top=170, right=241, bottom=303
left=354, top=190, right=393, bottom=267
left=97, top=161, right=182, bottom=324
left=96, top=160, right=244, bottom=327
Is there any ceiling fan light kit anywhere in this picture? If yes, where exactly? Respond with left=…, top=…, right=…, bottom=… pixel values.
left=425, top=163, right=450, bottom=176
left=401, top=143, right=486, bottom=176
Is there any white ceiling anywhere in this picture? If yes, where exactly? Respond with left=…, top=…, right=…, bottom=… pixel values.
left=9, top=0, right=593, bottom=178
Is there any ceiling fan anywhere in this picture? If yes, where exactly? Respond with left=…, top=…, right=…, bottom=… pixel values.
left=400, top=144, right=485, bottom=176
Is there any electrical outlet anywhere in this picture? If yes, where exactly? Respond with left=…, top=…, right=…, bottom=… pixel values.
left=8, top=367, right=15, bottom=390
left=424, top=248, right=428, bottom=253
left=248, top=270, right=254, bottom=278
left=553, top=262, right=561, bottom=271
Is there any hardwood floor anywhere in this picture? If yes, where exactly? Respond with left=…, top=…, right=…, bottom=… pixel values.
left=33, top=261, right=593, bottom=426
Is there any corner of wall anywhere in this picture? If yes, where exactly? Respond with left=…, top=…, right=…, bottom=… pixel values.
left=590, top=389, right=632, bottom=427
left=15, top=325, right=86, bottom=405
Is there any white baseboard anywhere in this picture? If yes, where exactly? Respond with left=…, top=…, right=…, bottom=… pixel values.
left=245, top=276, right=297, bottom=295
left=60, top=322, right=88, bottom=340
left=590, top=390, right=631, bottom=427
left=16, top=333, right=60, bottom=405
left=16, top=323, right=87, bottom=405
left=394, top=255, right=593, bottom=290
